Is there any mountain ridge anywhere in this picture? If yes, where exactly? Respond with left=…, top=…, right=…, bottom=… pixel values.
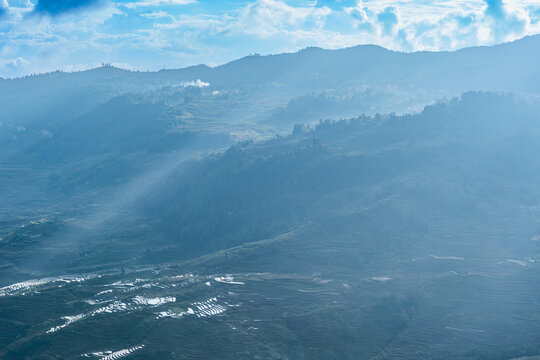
left=2, top=33, right=539, bottom=82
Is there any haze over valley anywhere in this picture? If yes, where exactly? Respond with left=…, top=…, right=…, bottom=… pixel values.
left=1, top=9, right=540, bottom=359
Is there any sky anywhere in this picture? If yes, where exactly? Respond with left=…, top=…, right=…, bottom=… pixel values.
left=1, top=0, right=540, bottom=78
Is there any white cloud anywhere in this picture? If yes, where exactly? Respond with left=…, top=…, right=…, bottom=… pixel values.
left=181, top=79, right=209, bottom=87
left=342, top=0, right=540, bottom=51
left=0, top=57, right=28, bottom=74
left=225, top=0, right=331, bottom=38
left=377, top=6, right=399, bottom=36
left=40, top=129, right=53, bottom=138
left=122, top=0, right=196, bottom=8
left=140, top=10, right=172, bottom=18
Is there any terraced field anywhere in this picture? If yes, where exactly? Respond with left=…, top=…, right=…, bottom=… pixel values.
left=1, top=222, right=539, bottom=359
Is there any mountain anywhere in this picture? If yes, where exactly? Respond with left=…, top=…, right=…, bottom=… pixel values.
left=1, top=36, right=540, bottom=359
left=2, top=35, right=540, bottom=217
left=3, top=34, right=540, bottom=92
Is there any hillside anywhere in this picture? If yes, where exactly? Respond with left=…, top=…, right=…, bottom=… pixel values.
left=1, top=92, right=540, bottom=358
left=1, top=36, right=540, bottom=359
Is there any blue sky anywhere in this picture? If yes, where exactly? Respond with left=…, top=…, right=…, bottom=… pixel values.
left=1, top=0, right=540, bottom=77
